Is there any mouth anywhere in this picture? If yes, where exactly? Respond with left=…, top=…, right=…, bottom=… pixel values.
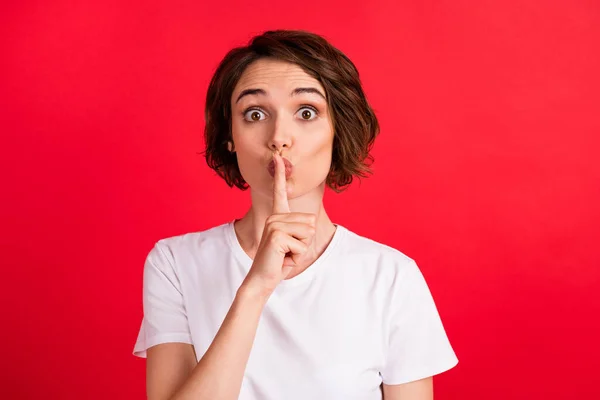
left=267, top=157, right=293, bottom=179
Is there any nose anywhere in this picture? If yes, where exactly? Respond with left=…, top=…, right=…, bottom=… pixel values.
left=268, top=121, right=292, bottom=153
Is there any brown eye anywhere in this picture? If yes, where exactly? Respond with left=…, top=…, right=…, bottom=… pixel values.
left=297, top=107, right=318, bottom=121
left=243, top=109, right=266, bottom=122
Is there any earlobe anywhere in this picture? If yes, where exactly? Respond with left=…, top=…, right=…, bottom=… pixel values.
left=227, top=141, right=236, bottom=152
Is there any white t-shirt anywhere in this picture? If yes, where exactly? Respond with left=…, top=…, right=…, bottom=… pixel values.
left=133, top=220, right=458, bottom=399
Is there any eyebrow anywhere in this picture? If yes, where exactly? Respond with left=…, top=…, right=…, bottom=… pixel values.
left=235, top=87, right=326, bottom=104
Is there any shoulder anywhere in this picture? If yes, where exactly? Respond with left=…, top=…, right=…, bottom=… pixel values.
left=145, top=220, right=231, bottom=269
left=337, top=225, right=421, bottom=282
left=155, top=220, right=229, bottom=251
left=341, top=226, right=417, bottom=267
left=333, top=226, right=432, bottom=316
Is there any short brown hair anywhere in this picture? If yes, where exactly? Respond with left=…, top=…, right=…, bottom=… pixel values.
left=202, top=29, right=380, bottom=193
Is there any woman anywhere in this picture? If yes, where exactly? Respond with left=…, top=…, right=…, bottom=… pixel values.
left=133, top=29, right=458, bottom=400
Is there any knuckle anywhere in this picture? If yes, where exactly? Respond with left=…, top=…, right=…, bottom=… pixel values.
left=270, top=229, right=285, bottom=243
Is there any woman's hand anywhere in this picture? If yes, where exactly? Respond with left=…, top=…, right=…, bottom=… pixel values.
left=242, top=151, right=317, bottom=297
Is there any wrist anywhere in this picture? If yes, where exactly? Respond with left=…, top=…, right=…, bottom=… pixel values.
left=237, top=279, right=273, bottom=304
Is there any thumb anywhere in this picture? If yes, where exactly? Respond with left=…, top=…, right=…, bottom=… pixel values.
left=281, top=265, right=294, bottom=278
left=282, top=253, right=295, bottom=267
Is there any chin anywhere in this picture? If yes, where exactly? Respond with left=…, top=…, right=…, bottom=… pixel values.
left=286, top=180, right=327, bottom=200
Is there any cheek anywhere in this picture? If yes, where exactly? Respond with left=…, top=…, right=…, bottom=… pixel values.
left=301, top=132, right=334, bottom=176
left=314, top=128, right=335, bottom=157
left=233, top=145, right=257, bottom=175
left=230, top=135, right=263, bottom=182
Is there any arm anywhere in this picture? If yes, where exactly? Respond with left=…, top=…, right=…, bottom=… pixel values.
left=147, top=283, right=269, bottom=400
left=383, top=377, right=433, bottom=400
left=146, top=343, right=197, bottom=400
left=145, top=152, right=315, bottom=400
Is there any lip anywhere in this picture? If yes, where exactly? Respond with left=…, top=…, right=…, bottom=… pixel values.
left=267, top=157, right=293, bottom=179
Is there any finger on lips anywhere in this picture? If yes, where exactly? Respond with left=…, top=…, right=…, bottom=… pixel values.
left=272, top=151, right=290, bottom=214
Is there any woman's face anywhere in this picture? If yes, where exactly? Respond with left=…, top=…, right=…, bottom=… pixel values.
left=230, top=58, right=334, bottom=200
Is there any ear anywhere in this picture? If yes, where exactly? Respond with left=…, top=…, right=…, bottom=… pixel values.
left=227, top=141, right=235, bottom=152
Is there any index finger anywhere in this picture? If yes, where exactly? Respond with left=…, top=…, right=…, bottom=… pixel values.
left=272, top=151, right=290, bottom=214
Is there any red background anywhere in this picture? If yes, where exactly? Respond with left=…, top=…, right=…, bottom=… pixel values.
left=2, top=1, right=599, bottom=399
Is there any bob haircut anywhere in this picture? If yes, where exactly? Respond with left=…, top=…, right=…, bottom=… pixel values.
left=203, top=29, right=380, bottom=193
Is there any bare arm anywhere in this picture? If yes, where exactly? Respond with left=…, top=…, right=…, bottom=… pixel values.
left=146, top=151, right=315, bottom=400
left=146, top=343, right=197, bottom=400
left=149, top=283, right=268, bottom=400
left=382, top=377, right=433, bottom=400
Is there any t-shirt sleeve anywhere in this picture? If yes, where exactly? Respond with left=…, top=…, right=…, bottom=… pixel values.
left=380, top=260, right=459, bottom=385
left=132, top=241, right=193, bottom=358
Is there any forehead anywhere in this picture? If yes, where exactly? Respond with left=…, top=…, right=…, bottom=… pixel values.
left=233, top=58, right=324, bottom=95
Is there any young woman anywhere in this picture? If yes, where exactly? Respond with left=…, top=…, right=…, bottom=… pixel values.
left=133, top=29, right=458, bottom=400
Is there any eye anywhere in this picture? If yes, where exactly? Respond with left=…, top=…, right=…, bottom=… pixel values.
left=243, top=108, right=266, bottom=122
left=297, top=106, right=319, bottom=121
left=242, top=105, right=319, bottom=123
